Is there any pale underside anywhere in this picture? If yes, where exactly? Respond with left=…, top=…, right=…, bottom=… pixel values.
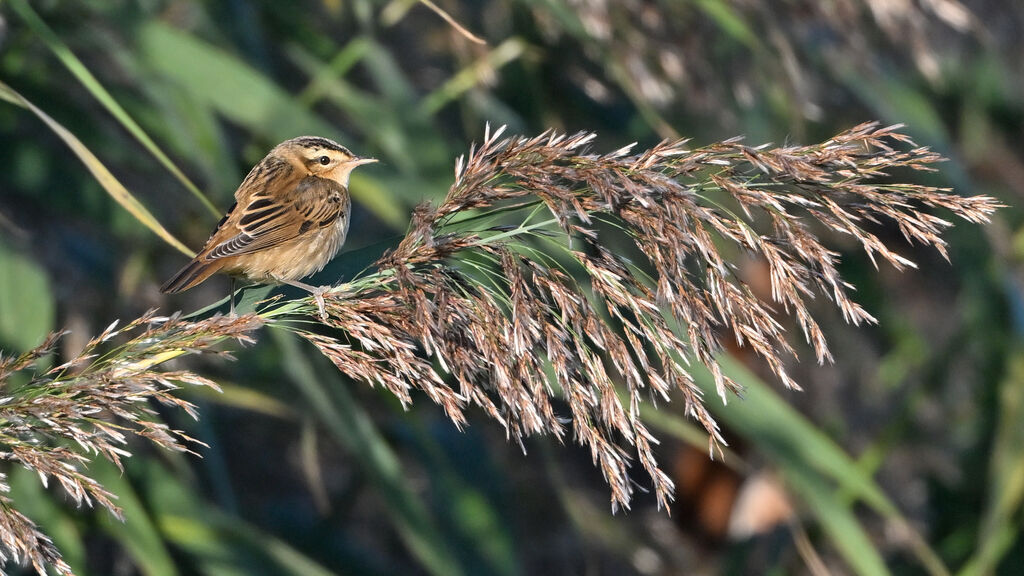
left=222, top=214, right=350, bottom=281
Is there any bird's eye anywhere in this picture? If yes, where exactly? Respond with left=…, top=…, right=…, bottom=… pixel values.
left=318, top=155, right=331, bottom=166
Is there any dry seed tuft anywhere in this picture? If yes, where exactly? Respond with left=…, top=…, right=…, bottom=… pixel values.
left=0, top=123, right=1000, bottom=574
left=288, top=123, right=1000, bottom=512
left=0, top=312, right=260, bottom=574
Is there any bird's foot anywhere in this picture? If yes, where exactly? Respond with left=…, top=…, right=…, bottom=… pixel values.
left=311, top=285, right=330, bottom=321
left=272, top=276, right=332, bottom=321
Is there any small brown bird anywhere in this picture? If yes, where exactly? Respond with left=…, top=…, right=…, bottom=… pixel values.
left=161, top=136, right=376, bottom=318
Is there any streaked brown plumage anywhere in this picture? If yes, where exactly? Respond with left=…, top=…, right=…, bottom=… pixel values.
left=161, top=136, right=376, bottom=317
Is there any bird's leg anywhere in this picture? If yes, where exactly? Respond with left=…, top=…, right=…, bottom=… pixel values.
left=277, top=277, right=331, bottom=321
left=229, top=277, right=237, bottom=316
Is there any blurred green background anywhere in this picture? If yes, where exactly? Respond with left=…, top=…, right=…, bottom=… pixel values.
left=0, top=0, right=1021, bottom=574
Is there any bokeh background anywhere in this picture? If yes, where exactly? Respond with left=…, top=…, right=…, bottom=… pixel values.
left=1, top=0, right=1022, bottom=574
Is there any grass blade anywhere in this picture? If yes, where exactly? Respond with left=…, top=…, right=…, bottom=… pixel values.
left=161, top=515, right=338, bottom=576
left=8, top=0, right=220, bottom=217
left=138, top=22, right=404, bottom=227
left=90, top=459, right=179, bottom=576
left=783, top=469, right=892, bottom=576
left=0, top=239, right=55, bottom=353
left=698, top=356, right=950, bottom=576
left=0, top=81, right=194, bottom=257
left=418, top=38, right=527, bottom=117
left=129, top=455, right=342, bottom=575
left=137, top=22, right=343, bottom=143
left=272, top=330, right=465, bottom=576
left=957, top=350, right=1024, bottom=576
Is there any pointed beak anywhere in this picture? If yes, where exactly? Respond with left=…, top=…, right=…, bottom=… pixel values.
left=350, top=156, right=379, bottom=166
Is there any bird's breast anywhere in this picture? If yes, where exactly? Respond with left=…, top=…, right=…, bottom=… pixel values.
left=228, top=215, right=349, bottom=282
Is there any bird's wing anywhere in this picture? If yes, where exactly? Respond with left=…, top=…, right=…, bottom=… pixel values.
left=203, top=176, right=348, bottom=260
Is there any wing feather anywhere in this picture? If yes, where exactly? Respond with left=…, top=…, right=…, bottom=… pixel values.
left=203, top=176, right=347, bottom=260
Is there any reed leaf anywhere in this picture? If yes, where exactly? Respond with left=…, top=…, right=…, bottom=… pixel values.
left=0, top=81, right=195, bottom=258
left=7, top=0, right=220, bottom=218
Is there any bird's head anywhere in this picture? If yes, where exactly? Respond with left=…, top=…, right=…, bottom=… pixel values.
left=276, top=136, right=377, bottom=187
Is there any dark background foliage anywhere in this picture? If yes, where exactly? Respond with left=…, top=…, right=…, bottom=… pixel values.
left=0, top=0, right=1021, bottom=574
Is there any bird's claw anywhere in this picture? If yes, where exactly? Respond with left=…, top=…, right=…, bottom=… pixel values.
left=312, top=286, right=330, bottom=321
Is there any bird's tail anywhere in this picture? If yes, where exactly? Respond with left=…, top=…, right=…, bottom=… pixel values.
left=160, top=258, right=221, bottom=294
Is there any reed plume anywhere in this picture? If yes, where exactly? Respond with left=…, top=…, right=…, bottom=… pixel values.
left=0, top=312, right=261, bottom=575
left=289, top=122, right=1000, bottom=511
left=0, top=122, right=1000, bottom=574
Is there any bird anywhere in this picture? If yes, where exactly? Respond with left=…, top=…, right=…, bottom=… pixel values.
left=160, top=136, right=377, bottom=319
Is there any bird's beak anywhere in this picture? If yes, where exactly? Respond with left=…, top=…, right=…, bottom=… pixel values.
left=350, top=156, right=378, bottom=166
